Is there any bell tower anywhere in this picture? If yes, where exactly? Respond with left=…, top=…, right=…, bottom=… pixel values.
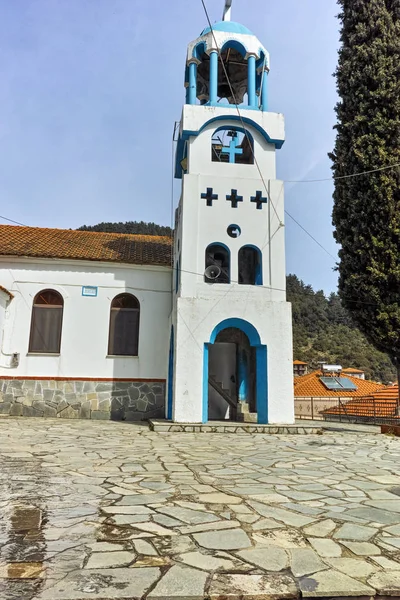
left=167, top=3, right=294, bottom=425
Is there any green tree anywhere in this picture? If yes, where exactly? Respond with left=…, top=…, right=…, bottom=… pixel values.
left=78, top=221, right=173, bottom=237
left=330, top=0, right=400, bottom=397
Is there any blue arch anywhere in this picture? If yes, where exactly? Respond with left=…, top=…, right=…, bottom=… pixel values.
left=203, top=318, right=268, bottom=424
left=213, top=125, right=254, bottom=144
left=220, top=40, right=247, bottom=58
left=209, top=318, right=261, bottom=346
left=201, top=21, right=253, bottom=36
left=239, top=245, right=263, bottom=286
left=167, top=326, right=174, bottom=420
left=205, top=242, right=231, bottom=283
left=192, top=41, right=207, bottom=61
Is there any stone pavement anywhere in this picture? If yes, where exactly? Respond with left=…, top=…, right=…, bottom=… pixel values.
left=1, top=419, right=400, bottom=599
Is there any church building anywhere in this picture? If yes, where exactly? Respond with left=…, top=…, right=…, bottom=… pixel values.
left=0, top=5, right=294, bottom=424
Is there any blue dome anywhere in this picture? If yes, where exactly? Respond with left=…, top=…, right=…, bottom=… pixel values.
left=201, top=21, right=253, bottom=36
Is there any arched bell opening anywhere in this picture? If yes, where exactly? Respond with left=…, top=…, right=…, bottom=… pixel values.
left=211, top=126, right=254, bottom=165
left=203, top=319, right=268, bottom=424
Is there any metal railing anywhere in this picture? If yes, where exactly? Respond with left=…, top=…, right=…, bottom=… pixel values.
left=295, top=396, right=400, bottom=425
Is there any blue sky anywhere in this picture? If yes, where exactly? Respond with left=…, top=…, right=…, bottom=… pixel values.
left=0, top=0, right=340, bottom=292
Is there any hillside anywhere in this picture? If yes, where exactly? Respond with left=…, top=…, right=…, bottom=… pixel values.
left=287, top=275, right=396, bottom=383
left=78, top=221, right=173, bottom=237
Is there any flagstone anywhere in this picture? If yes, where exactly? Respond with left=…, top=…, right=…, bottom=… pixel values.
left=289, top=548, right=328, bottom=577
left=303, top=519, right=336, bottom=538
left=327, top=558, right=376, bottom=578
left=148, top=565, right=207, bottom=599
left=340, top=541, right=381, bottom=556
left=237, top=547, right=289, bottom=572
left=299, top=569, right=374, bottom=597
left=308, top=538, right=342, bottom=558
left=85, top=551, right=136, bottom=569
left=194, top=529, right=251, bottom=550
left=333, top=523, right=377, bottom=541
left=368, top=572, right=400, bottom=595
left=208, top=573, right=298, bottom=600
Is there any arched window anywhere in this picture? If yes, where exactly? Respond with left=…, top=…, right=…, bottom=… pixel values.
left=238, top=246, right=263, bottom=286
left=29, top=289, right=64, bottom=353
left=205, top=244, right=230, bottom=284
left=212, top=127, right=254, bottom=165
left=108, top=294, right=140, bottom=356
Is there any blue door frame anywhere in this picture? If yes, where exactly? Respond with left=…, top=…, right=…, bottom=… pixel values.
left=203, top=318, right=268, bottom=424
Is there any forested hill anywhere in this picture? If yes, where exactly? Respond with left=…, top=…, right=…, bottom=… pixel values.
left=287, top=275, right=396, bottom=383
left=78, top=221, right=173, bottom=237
left=77, top=223, right=396, bottom=383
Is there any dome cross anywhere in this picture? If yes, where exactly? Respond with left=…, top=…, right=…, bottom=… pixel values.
left=223, top=0, right=232, bottom=22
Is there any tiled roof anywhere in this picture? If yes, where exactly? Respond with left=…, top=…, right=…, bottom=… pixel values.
left=294, top=370, right=385, bottom=398
left=0, top=285, right=13, bottom=299
left=322, top=384, right=399, bottom=419
left=293, top=360, right=308, bottom=365
left=342, top=368, right=364, bottom=374
left=0, top=225, right=172, bottom=267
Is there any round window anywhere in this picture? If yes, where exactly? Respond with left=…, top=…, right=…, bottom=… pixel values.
left=227, top=224, right=241, bottom=238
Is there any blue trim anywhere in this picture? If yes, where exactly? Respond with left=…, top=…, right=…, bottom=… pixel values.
left=203, top=343, right=209, bottom=423
left=206, top=242, right=231, bottom=283
left=192, top=41, right=206, bottom=61
left=209, top=51, right=218, bottom=104
left=188, top=62, right=197, bottom=105
left=175, top=114, right=284, bottom=179
left=238, top=349, right=248, bottom=402
left=256, top=345, right=268, bottom=424
left=239, top=245, right=263, bottom=286
left=261, top=71, right=268, bottom=111
left=209, top=318, right=261, bottom=346
left=248, top=55, right=257, bottom=108
left=201, top=21, right=253, bottom=36
left=167, top=327, right=174, bottom=420
left=221, top=39, right=247, bottom=58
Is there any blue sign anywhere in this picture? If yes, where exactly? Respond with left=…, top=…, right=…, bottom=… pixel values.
left=82, top=286, right=98, bottom=297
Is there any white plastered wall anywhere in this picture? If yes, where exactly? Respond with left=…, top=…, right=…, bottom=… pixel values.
left=0, top=258, right=172, bottom=380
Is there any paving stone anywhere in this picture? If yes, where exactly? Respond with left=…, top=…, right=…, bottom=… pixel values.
left=85, top=551, right=136, bottom=569
left=101, top=505, right=153, bottom=515
left=376, top=536, right=400, bottom=549
left=87, top=543, right=126, bottom=552
left=237, top=547, right=289, bottom=572
left=249, top=501, right=316, bottom=527
left=341, top=541, right=381, bottom=556
left=308, top=538, right=342, bottom=558
left=253, top=529, right=307, bottom=549
left=208, top=573, right=298, bottom=600
left=111, top=514, right=150, bottom=525
left=130, top=522, right=178, bottom=536
left=289, top=549, right=328, bottom=577
left=37, top=567, right=160, bottom=599
left=194, top=529, right=251, bottom=550
left=148, top=565, right=207, bottom=599
left=156, top=506, right=219, bottom=525
left=132, top=539, right=158, bottom=556
left=368, top=571, right=400, bottom=595
left=177, top=551, right=237, bottom=571
left=179, top=519, right=241, bottom=535
left=299, top=569, right=374, bottom=597
left=345, top=506, right=400, bottom=525
left=385, top=524, right=400, bottom=535
left=252, top=517, right=281, bottom=530
left=371, top=556, right=400, bottom=570
left=303, top=519, right=336, bottom=538
left=333, top=523, right=377, bottom=541
left=197, top=492, right=242, bottom=504
left=327, top=557, right=376, bottom=578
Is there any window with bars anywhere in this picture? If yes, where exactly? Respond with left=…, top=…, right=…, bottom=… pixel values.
left=108, top=293, right=140, bottom=356
left=29, top=289, right=64, bottom=353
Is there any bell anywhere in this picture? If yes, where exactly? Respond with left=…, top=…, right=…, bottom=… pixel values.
left=217, top=82, right=232, bottom=99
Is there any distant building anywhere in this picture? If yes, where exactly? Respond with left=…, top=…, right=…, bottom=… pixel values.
left=293, top=360, right=308, bottom=378
left=342, top=367, right=365, bottom=380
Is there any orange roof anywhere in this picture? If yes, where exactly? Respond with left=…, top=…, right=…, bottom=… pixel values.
left=0, top=285, right=13, bottom=299
left=294, top=370, right=385, bottom=398
left=323, top=384, right=399, bottom=418
left=0, top=225, right=172, bottom=267
left=293, top=360, right=308, bottom=365
left=342, top=368, right=364, bottom=374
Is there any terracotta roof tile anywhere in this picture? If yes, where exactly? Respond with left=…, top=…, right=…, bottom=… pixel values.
left=0, top=225, right=172, bottom=267
left=322, top=384, right=399, bottom=418
left=293, top=360, right=308, bottom=365
left=342, top=368, right=364, bottom=374
left=294, top=370, right=384, bottom=398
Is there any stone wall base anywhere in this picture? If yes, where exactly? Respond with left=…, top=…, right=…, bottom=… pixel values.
left=0, top=379, right=165, bottom=421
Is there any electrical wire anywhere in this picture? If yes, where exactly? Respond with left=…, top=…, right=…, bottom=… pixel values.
left=284, top=161, right=400, bottom=183
left=0, top=215, right=26, bottom=226
left=199, top=0, right=335, bottom=263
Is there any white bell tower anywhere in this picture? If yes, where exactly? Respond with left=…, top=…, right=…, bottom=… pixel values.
left=166, top=5, right=294, bottom=424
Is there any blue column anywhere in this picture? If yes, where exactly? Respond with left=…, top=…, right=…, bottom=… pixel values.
left=261, top=70, right=268, bottom=111
left=248, top=55, right=257, bottom=108
left=188, top=62, right=197, bottom=105
left=209, top=51, right=218, bottom=104
left=238, top=349, right=248, bottom=403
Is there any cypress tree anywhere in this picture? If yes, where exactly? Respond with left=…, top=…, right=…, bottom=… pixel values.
left=330, top=0, right=400, bottom=400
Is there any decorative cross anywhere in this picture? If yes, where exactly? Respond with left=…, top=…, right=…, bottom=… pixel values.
left=221, top=134, right=243, bottom=164
left=223, top=0, right=232, bottom=21
left=251, top=190, right=268, bottom=210
left=201, top=187, right=218, bottom=207
left=226, top=189, right=243, bottom=208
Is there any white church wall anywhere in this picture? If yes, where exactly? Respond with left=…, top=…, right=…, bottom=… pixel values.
left=0, top=258, right=172, bottom=420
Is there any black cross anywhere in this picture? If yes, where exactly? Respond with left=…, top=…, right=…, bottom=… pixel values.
left=251, top=190, right=268, bottom=210
left=201, top=187, right=218, bottom=207
left=226, top=189, right=243, bottom=208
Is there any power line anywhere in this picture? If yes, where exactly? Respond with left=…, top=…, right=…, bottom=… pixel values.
left=284, top=161, right=400, bottom=184
left=199, top=0, right=336, bottom=264
left=0, top=215, right=26, bottom=226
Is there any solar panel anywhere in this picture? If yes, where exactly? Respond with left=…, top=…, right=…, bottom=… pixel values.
left=320, top=377, right=343, bottom=390
left=320, top=376, right=358, bottom=391
left=338, top=377, right=357, bottom=391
